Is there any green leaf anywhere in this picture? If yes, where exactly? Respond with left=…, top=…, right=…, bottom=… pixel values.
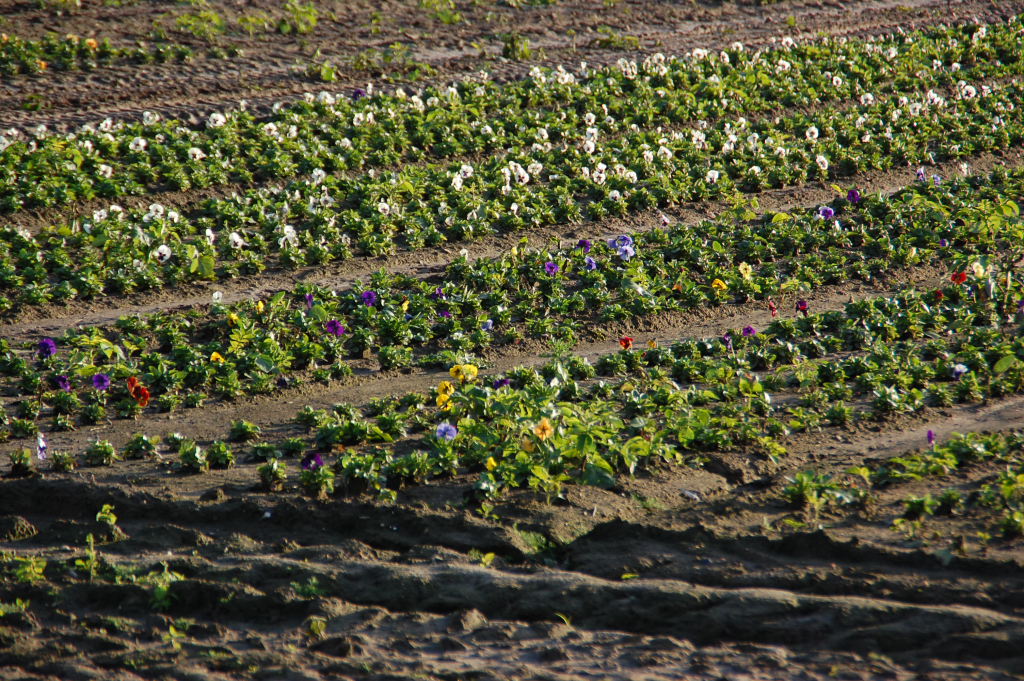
left=198, top=255, right=216, bottom=280
left=255, top=356, right=276, bottom=373
left=772, top=212, right=790, bottom=223
left=582, top=455, right=615, bottom=489
left=994, top=355, right=1019, bottom=374
left=310, top=304, right=329, bottom=322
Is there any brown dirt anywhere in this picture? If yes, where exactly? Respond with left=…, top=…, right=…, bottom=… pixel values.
left=4, top=1, right=1024, bottom=680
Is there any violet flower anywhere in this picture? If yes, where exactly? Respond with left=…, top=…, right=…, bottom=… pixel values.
left=818, top=206, right=835, bottom=220
left=584, top=256, right=597, bottom=270
left=617, top=245, right=635, bottom=261
left=916, top=167, right=926, bottom=182
left=430, top=287, right=445, bottom=301
left=38, top=338, right=56, bottom=359
left=301, top=453, right=323, bottom=471
left=362, top=290, right=377, bottom=307
left=326, top=320, right=345, bottom=336
left=544, top=261, right=559, bottom=276
left=938, top=239, right=948, bottom=248
left=55, top=374, right=71, bottom=392
left=846, top=188, right=860, bottom=204
left=304, top=293, right=314, bottom=309
left=742, top=325, right=756, bottom=337
left=436, top=422, right=457, bottom=441
left=493, top=377, right=510, bottom=389
left=952, top=363, right=969, bottom=379
left=576, top=239, right=591, bottom=253
left=92, top=373, right=110, bottom=391
left=482, top=319, right=493, bottom=331
left=927, top=430, right=935, bottom=447
left=722, top=333, right=733, bottom=352
left=932, top=175, right=942, bottom=186
left=439, top=310, right=451, bottom=319
left=796, top=300, right=809, bottom=316
left=352, top=88, right=366, bottom=100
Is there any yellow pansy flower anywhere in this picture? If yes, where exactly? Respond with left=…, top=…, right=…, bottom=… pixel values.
left=485, top=457, right=497, bottom=471
left=449, top=365, right=465, bottom=381
left=227, top=313, right=239, bottom=326
left=738, top=262, right=753, bottom=280
left=210, top=352, right=225, bottom=363
left=460, top=364, right=478, bottom=381
left=711, top=278, right=727, bottom=291
left=532, top=418, right=554, bottom=441
left=438, top=381, right=455, bottom=396
left=256, top=300, right=265, bottom=313
left=401, top=300, right=409, bottom=312
left=646, top=339, right=657, bottom=350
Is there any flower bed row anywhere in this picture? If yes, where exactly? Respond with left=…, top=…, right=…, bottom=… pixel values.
left=0, top=33, right=198, bottom=77
left=3, top=71, right=1024, bottom=313
left=1, top=167, right=1022, bottom=437
left=17, top=272, right=1024, bottom=504
left=0, top=20, right=1019, bottom=213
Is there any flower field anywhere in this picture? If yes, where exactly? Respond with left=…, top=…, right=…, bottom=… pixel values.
left=5, top=0, right=1024, bottom=678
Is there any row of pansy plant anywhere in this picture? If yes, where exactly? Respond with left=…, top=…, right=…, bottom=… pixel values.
left=2, top=74, right=1024, bottom=313
left=0, top=19, right=1019, bottom=213
left=779, top=428, right=1024, bottom=540
left=0, top=33, right=195, bottom=77
left=22, top=270, right=1024, bottom=502
left=0, top=168, right=1022, bottom=436
left=329, top=271, right=1024, bottom=501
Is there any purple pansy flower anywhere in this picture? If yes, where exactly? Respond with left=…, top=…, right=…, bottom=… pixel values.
left=932, top=175, right=942, bottom=187
left=493, top=377, right=511, bottom=389
left=361, top=290, right=377, bottom=307
left=55, top=374, right=71, bottom=392
left=436, top=422, right=458, bottom=441
left=430, top=287, right=445, bottom=301
left=846, top=188, right=860, bottom=204
left=722, top=333, right=733, bottom=351
left=92, top=373, right=110, bottom=391
left=37, top=338, right=56, bottom=359
left=952, top=363, right=969, bottom=380
left=326, top=320, right=345, bottom=336
left=482, top=319, right=493, bottom=331
left=584, top=256, right=597, bottom=270
left=304, top=293, right=314, bottom=309
left=818, top=206, right=835, bottom=220
left=742, top=325, right=756, bottom=337
left=544, top=261, right=559, bottom=276
left=576, top=239, right=591, bottom=253
left=927, top=430, right=935, bottom=447
left=352, top=88, right=366, bottom=100
left=938, top=239, right=948, bottom=248
left=617, top=245, right=635, bottom=261
left=439, top=310, right=451, bottom=319
left=916, top=167, right=926, bottom=182
left=301, top=453, right=324, bottom=471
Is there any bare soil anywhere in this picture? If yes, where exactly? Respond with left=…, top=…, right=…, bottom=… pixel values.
left=4, top=1, right=1024, bottom=679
